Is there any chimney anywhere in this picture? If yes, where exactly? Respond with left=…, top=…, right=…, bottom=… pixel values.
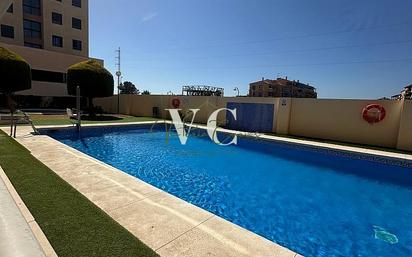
left=262, top=77, right=264, bottom=81
left=285, top=76, right=288, bottom=80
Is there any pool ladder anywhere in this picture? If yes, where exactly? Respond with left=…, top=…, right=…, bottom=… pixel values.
left=23, top=112, right=40, bottom=135
left=9, top=111, right=39, bottom=138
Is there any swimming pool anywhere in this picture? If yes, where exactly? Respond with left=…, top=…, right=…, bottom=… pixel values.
left=44, top=125, right=412, bottom=257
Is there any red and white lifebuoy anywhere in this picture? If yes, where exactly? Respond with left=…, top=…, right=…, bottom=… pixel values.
left=171, top=98, right=181, bottom=108
left=362, top=104, right=386, bottom=124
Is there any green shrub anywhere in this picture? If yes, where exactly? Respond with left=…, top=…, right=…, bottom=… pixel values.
left=67, top=59, right=114, bottom=98
left=0, top=46, right=31, bottom=94
left=67, top=60, right=114, bottom=116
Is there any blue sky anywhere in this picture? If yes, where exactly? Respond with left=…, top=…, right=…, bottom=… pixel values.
left=89, top=0, right=412, bottom=99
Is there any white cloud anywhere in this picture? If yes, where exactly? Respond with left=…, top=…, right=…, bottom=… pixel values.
left=142, top=12, right=158, bottom=23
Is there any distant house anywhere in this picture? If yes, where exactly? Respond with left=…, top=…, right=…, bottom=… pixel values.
left=249, top=77, right=317, bottom=98
left=392, top=84, right=412, bottom=100
left=182, top=85, right=224, bottom=97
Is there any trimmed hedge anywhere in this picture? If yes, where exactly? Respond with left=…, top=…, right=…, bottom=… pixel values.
left=0, top=46, right=31, bottom=94
left=67, top=60, right=114, bottom=98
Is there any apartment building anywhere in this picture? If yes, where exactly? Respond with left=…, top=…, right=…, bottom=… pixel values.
left=391, top=84, right=412, bottom=100
left=249, top=77, right=317, bottom=98
left=0, top=0, right=101, bottom=97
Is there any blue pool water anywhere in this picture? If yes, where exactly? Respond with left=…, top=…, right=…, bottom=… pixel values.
left=45, top=125, right=412, bottom=257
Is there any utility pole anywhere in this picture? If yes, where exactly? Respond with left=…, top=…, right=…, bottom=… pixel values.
left=115, top=47, right=121, bottom=114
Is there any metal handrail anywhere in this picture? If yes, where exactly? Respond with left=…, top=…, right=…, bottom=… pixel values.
left=22, top=111, right=40, bottom=135
left=8, top=111, right=39, bottom=137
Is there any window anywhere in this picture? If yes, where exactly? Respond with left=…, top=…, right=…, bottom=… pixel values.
left=72, top=39, right=82, bottom=51
left=282, top=88, right=291, bottom=97
left=7, top=4, right=13, bottom=13
left=24, top=42, right=42, bottom=48
left=24, top=19, right=42, bottom=38
left=52, top=35, right=63, bottom=47
left=72, top=17, right=81, bottom=29
left=23, top=0, right=41, bottom=16
left=31, top=69, right=67, bottom=83
left=52, top=12, right=62, bottom=25
left=1, top=25, right=14, bottom=38
left=72, top=0, right=81, bottom=8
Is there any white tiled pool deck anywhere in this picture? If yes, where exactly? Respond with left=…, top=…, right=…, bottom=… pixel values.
left=2, top=122, right=411, bottom=257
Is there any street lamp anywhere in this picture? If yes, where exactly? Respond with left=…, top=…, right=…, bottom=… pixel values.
left=116, top=71, right=121, bottom=114
left=234, top=87, right=240, bottom=97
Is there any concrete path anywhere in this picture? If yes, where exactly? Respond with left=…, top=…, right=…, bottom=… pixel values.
left=0, top=167, right=46, bottom=257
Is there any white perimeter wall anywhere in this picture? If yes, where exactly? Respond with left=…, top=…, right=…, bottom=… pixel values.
left=94, top=95, right=412, bottom=152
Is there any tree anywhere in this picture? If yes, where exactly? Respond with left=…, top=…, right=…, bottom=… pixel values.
left=0, top=46, right=31, bottom=135
left=142, top=90, right=151, bottom=95
left=67, top=60, right=114, bottom=116
left=119, top=81, right=139, bottom=94
left=0, top=47, right=32, bottom=95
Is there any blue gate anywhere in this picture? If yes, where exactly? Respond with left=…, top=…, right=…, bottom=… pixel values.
left=226, top=102, right=275, bottom=132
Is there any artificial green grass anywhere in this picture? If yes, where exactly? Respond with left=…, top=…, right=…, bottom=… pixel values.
left=0, top=130, right=159, bottom=257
